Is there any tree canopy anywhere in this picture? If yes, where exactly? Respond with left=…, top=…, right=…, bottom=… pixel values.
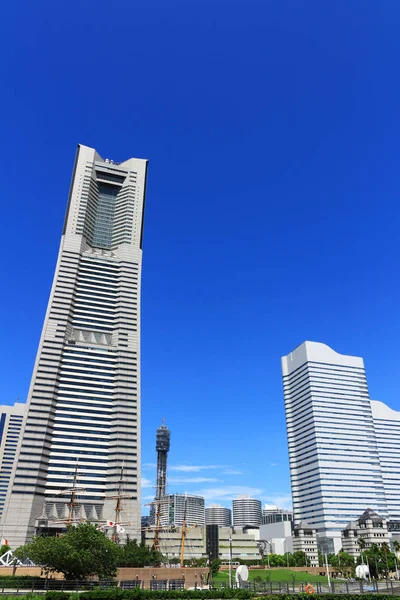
left=118, top=538, right=164, bottom=567
left=14, top=523, right=120, bottom=580
left=357, top=543, right=398, bottom=578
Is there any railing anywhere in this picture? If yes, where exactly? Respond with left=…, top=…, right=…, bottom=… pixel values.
left=214, top=579, right=400, bottom=595
left=0, top=579, right=185, bottom=594
left=0, top=578, right=399, bottom=594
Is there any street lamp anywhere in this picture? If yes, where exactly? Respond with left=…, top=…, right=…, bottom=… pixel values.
left=228, top=527, right=233, bottom=589
left=283, top=540, right=289, bottom=568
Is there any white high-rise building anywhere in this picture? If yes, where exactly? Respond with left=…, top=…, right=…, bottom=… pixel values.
left=371, top=400, right=400, bottom=521
left=159, top=493, right=205, bottom=527
left=2, top=145, right=148, bottom=546
left=232, top=497, right=262, bottom=528
left=205, top=504, right=232, bottom=527
left=282, top=341, right=389, bottom=552
left=0, top=403, right=26, bottom=520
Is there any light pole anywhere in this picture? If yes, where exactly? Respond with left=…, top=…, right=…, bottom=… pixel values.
left=325, top=553, right=331, bottom=589
left=228, top=528, right=233, bottom=589
left=283, top=540, right=289, bottom=568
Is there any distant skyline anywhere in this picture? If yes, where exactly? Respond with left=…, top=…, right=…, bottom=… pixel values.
left=2, top=1, right=400, bottom=515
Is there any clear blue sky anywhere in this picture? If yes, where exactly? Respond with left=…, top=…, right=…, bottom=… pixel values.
left=2, top=0, right=400, bottom=512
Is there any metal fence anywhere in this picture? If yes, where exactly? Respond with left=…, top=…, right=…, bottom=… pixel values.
left=216, top=579, right=400, bottom=595
left=0, top=579, right=186, bottom=594
left=0, top=578, right=399, bottom=595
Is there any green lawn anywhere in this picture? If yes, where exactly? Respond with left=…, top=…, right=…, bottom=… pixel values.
left=213, top=569, right=329, bottom=584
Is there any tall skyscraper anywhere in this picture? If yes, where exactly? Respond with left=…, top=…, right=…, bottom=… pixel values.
left=0, top=403, right=26, bottom=520
left=232, top=497, right=262, bottom=528
left=2, top=145, right=148, bottom=546
left=282, top=341, right=389, bottom=552
left=370, top=400, right=400, bottom=521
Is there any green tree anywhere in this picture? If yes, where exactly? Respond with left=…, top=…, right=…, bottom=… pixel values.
left=393, top=540, right=400, bottom=555
left=381, top=542, right=391, bottom=575
left=292, top=551, right=307, bottom=566
left=14, top=523, right=120, bottom=580
left=0, top=545, right=10, bottom=556
left=210, top=558, right=221, bottom=576
left=118, top=538, right=163, bottom=567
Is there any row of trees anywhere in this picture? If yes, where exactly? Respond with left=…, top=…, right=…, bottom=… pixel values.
left=13, top=524, right=222, bottom=581
left=356, top=539, right=400, bottom=579
left=14, top=524, right=165, bottom=581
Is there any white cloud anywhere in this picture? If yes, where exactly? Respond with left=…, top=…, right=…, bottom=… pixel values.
left=223, top=469, right=243, bottom=475
left=141, top=477, right=153, bottom=489
left=168, top=477, right=221, bottom=484
left=269, top=463, right=278, bottom=467
left=169, top=464, right=225, bottom=472
left=262, top=493, right=292, bottom=510
left=142, top=463, right=156, bottom=470
left=142, top=494, right=155, bottom=501
left=192, top=485, right=264, bottom=503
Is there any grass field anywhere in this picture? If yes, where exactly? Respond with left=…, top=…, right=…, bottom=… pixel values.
left=213, top=569, right=329, bottom=584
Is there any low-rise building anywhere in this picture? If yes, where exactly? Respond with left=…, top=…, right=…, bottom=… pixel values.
left=259, top=521, right=293, bottom=555
left=342, top=509, right=391, bottom=559
left=292, top=520, right=318, bottom=566
left=142, top=525, right=261, bottom=561
left=262, top=504, right=293, bottom=525
left=218, top=526, right=260, bottom=561
left=143, top=525, right=205, bottom=560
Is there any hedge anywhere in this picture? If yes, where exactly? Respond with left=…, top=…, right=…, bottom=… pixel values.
left=43, top=592, right=400, bottom=600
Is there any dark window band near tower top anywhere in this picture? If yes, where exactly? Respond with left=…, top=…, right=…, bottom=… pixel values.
left=1, top=145, right=148, bottom=546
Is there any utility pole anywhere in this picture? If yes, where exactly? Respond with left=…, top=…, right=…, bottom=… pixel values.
left=325, top=553, right=331, bottom=588
left=229, top=528, right=233, bottom=588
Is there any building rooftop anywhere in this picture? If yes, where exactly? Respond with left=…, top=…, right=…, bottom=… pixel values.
left=358, top=508, right=383, bottom=522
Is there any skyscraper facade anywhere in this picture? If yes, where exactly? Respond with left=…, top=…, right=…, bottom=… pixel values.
left=281, top=341, right=389, bottom=552
left=0, top=403, right=26, bottom=520
left=159, top=493, right=205, bottom=527
left=232, top=497, right=262, bottom=528
left=2, top=145, right=148, bottom=546
left=205, top=504, right=232, bottom=527
left=262, top=504, right=292, bottom=525
left=371, top=400, right=400, bottom=521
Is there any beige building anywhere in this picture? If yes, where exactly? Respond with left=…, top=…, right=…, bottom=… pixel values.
left=143, top=525, right=260, bottom=561
left=342, top=509, right=391, bottom=559
left=144, top=526, right=205, bottom=560
left=292, top=520, right=318, bottom=566
left=1, top=145, right=148, bottom=546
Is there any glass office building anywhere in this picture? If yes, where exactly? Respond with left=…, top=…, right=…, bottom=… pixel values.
left=282, top=341, right=389, bottom=552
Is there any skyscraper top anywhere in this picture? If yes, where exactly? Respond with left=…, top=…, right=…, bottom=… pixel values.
left=63, top=144, right=148, bottom=251
left=281, top=340, right=364, bottom=375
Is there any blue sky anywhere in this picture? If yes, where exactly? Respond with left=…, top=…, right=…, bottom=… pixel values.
left=1, top=0, right=400, bottom=513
